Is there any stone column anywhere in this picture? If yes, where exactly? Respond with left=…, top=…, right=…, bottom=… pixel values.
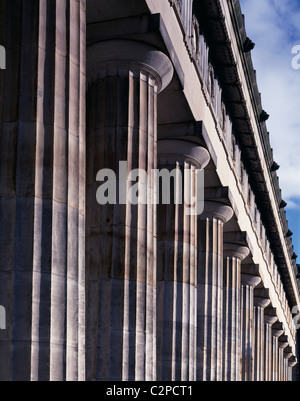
left=264, top=307, right=278, bottom=381
left=271, top=322, right=284, bottom=381
left=85, top=40, right=173, bottom=381
left=0, top=0, right=86, bottom=381
left=156, top=139, right=210, bottom=381
left=253, top=288, right=270, bottom=381
left=222, top=243, right=249, bottom=381
left=288, top=356, right=297, bottom=381
left=283, top=346, right=293, bottom=381
left=240, top=265, right=261, bottom=381
left=197, top=201, right=233, bottom=381
left=278, top=334, right=289, bottom=381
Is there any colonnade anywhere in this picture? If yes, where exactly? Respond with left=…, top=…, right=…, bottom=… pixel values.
left=85, top=40, right=297, bottom=381
left=0, top=6, right=297, bottom=380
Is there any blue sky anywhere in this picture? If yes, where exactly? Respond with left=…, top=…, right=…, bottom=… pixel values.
left=239, top=0, right=300, bottom=261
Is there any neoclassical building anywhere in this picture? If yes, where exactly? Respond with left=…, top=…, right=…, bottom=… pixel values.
left=0, top=0, right=299, bottom=381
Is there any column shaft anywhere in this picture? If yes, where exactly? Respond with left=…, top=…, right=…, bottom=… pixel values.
left=253, top=306, right=265, bottom=381
left=222, top=244, right=249, bottom=381
left=253, top=289, right=272, bottom=381
left=271, top=323, right=284, bottom=381
left=0, top=0, right=86, bottom=381
left=278, top=348, right=284, bottom=381
left=264, top=308, right=278, bottom=382
left=156, top=140, right=209, bottom=381
left=240, top=273, right=261, bottom=381
left=241, top=284, right=254, bottom=381
left=197, top=202, right=233, bottom=381
left=264, top=323, right=273, bottom=381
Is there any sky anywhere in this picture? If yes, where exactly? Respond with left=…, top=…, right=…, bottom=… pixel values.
left=239, top=0, right=300, bottom=262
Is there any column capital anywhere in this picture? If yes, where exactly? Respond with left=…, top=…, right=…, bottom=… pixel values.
left=284, top=346, right=293, bottom=360
left=278, top=334, right=289, bottom=349
left=241, top=264, right=261, bottom=287
left=158, top=139, right=210, bottom=169
left=254, top=298, right=270, bottom=308
left=264, top=306, right=278, bottom=325
left=288, top=356, right=298, bottom=367
left=87, top=39, right=174, bottom=93
left=241, top=274, right=261, bottom=288
left=272, top=322, right=284, bottom=338
left=254, top=287, right=271, bottom=308
left=198, top=201, right=233, bottom=223
left=223, top=242, right=250, bottom=261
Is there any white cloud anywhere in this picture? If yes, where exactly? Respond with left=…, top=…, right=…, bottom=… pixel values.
left=240, top=0, right=300, bottom=204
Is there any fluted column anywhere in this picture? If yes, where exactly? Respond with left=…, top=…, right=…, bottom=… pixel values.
left=0, top=0, right=86, bottom=381
left=288, top=356, right=297, bottom=381
left=197, top=201, right=233, bottom=381
left=264, top=307, right=278, bottom=381
left=283, top=346, right=293, bottom=381
left=253, top=288, right=270, bottom=381
left=278, top=335, right=289, bottom=381
left=240, top=266, right=261, bottom=381
left=85, top=40, right=173, bottom=381
left=222, top=243, right=249, bottom=381
left=271, top=322, right=284, bottom=381
left=156, top=139, right=210, bottom=381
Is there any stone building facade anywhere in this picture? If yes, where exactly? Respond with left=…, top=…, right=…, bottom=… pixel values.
left=0, top=0, right=299, bottom=381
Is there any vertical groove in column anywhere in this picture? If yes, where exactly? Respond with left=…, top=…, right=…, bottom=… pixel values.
left=197, top=202, right=233, bottom=381
left=0, top=0, right=86, bottom=382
